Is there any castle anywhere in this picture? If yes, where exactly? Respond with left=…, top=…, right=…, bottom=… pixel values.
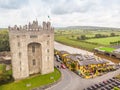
left=8, top=20, right=54, bottom=80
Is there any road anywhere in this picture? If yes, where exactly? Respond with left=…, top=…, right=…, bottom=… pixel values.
left=46, top=42, right=120, bottom=90
left=54, top=42, right=93, bottom=55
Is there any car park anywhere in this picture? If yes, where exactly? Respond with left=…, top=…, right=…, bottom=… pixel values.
left=85, top=77, right=120, bottom=90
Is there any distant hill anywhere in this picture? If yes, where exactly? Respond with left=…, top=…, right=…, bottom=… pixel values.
left=0, top=28, right=8, bottom=30
left=56, top=26, right=120, bottom=30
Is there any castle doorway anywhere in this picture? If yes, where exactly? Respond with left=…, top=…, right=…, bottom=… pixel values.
left=28, top=43, right=42, bottom=75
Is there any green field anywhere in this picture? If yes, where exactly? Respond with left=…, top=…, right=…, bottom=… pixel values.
left=55, top=36, right=100, bottom=51
left=55, top=29, right=120, bottom=51
left=85, top=36, right=120, bottom=46
left=0, top=68, right=61, bottom=90
left=98, top=47, right=115, bottom=53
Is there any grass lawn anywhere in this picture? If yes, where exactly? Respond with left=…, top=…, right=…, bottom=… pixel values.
left=85, top=36, right=120, bottom=46
left=55, top=36, right=100, bottom=51
left=0, top=68, right=61, bottom=90
left=98, top=47, right=115, bottom=53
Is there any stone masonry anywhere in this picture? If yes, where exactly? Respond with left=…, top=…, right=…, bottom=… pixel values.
left=8, top=20, right=54, bottom=80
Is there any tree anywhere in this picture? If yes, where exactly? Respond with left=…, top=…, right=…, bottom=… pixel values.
left=80, top=35, right=86, bottom=40
left=71, top=35, right=74, bottom=38
left=95, top=34, right=102, bottom=38
left=0, top=30, right=10, bottom=52
left=110, top=33, right=115, bottom=37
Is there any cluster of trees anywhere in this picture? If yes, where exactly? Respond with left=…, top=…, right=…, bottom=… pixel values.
left=95, top=34, right=108, bottom=38
left=95, top=33, right=117, bottom=38
left=110, top=41, right=120, bottom=45
left=77, top=35, right=87, bottom=40
left=0, top=30, right=10, bottom=52
left=77, top=33, right=119, bottom=40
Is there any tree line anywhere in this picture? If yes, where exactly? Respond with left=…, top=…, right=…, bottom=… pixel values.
left=0, top=30, right=10, bottom=52
left=77, top=33, right=119, bottom=40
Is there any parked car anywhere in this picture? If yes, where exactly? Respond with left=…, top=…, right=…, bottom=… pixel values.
left=94, top=84, right=101, bottom=88
left=106, top=79, right=112, bottom=83
left=108, top=84, right=114, bottom=89
left=99, top=82, right=105, bottom=86
left=56, top=57, right=61, bottom=62
left=100, top=87, right=107, bottom=90
left=90, top=85, right=97, bottom=89
left=104, top=86, right=111, bottom=90
left=86, top=87, right=93, bottom=90
left=103, top=81, right=108, bottom=84
left=61, top=64, right=66, bottom=69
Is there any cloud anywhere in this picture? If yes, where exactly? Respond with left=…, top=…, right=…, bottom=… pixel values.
left=0, top=0, right=28, bottom=9
left=1, top=0, right=120, bottom=28
left=41, top=0, right=97, bottom=15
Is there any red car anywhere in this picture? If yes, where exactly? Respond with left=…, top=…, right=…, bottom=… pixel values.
left=61, top=64, right=66, bottom=69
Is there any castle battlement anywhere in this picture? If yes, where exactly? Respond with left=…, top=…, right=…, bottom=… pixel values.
left=8, top=20, right=54, bottom=33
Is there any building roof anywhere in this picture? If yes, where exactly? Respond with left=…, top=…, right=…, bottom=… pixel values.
left=65, top=54, right=108, bottom=66
left=78, top=59, right=107, bottom=66
left=59, top=51, right=70, bottom=55
left=65, top=54, right=78, bottom=61
left=113, top=48, right=120, bottom=53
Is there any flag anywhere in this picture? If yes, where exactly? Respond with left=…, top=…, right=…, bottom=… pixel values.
left=48, top=15, right=51, bottom=21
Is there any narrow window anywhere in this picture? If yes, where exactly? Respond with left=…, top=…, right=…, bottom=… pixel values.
left=32, top=45, right=35, bottom=53
left=47, top=56, right=49, bottom=61
left=47, top=41, right=49, bottom=45
left=18, top=42, right=20, bottom=47
left=33, top=59, right=36, bottom=65
left=19, top=52, right=21, bottom=58
left=20, top=61, right=22, bottom=71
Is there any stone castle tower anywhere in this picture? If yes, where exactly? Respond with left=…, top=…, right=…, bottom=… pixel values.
left=8, top=20, right=54, bottom=80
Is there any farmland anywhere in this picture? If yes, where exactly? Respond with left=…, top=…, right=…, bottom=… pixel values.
left=55, top=29, right=120, bottom=51
left=85, top=36, right=120, bottom=46
left=55, top=36, right=100, bottom=51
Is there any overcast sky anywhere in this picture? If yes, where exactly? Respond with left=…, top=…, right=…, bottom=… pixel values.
left=0, top=0, right=120, bottom=28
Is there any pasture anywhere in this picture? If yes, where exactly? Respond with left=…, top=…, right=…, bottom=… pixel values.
left=55, top=29, right=120, bottom=51
left=85, top=36, right=120, bottom=46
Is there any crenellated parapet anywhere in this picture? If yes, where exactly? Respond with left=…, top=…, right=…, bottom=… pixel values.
left=8, top=20, right=54, bottom=34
